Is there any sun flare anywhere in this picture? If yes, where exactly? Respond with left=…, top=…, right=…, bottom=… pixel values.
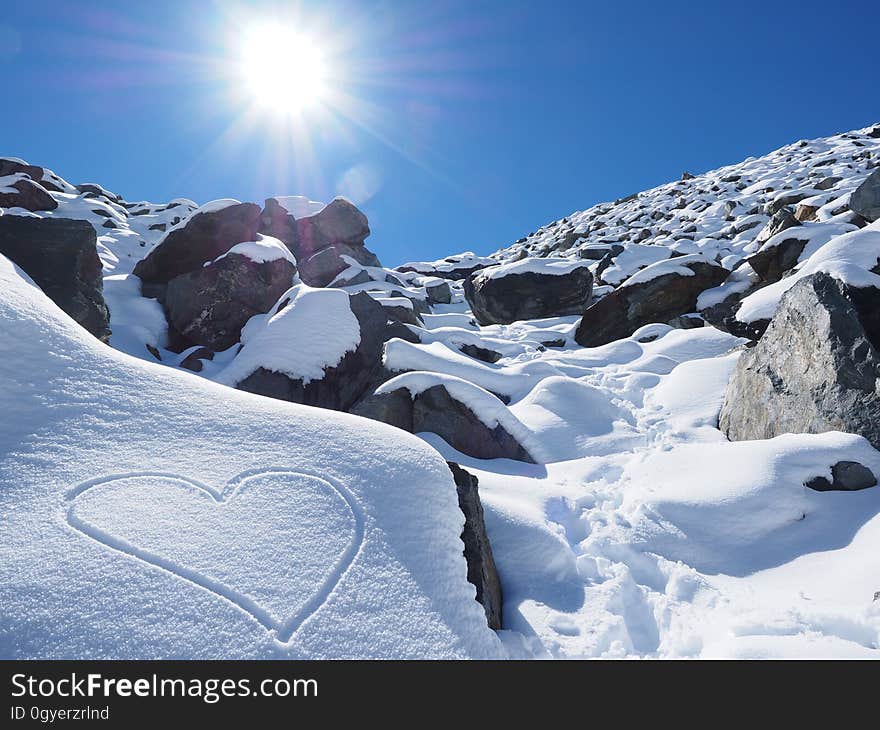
left=240, top=23, right=329, bottom=115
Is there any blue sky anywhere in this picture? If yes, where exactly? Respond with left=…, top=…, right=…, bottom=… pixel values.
left=1, top=1, right=877, bottom=265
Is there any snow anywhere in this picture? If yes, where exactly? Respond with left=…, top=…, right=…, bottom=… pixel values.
left=6, top=123, right=880, bottom=659
left=473, top=257, right=590, bottom=284
left=216, top=284, right=361, bottom=387
left=194, top=198, right=241, bottom=214
left=619, top=253, right=720, bottom=288
left=272, top=195, right=325, bottom=219
left=0, top=255, right=502, bottom=659
left=211, top=235, right=296, bottom=266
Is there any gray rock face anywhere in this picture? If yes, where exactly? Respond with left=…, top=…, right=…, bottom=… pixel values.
left=235, top=292, right=392, bottom=412
left=463, top=264, right=594, bottom=326
left=133, top=203, right=262, bottom=284
left=447, top=462, right=503, bottom=630
left=353, top=383, right=535, bottom=463
left=0, top=216, right=110, bottom=340
left=755, top=207, right=801, bottom=245
left=258, top=197, right=299, bottom=251
left=164, top=253, right=297, bottom=351
left=805, top=461, right=877, bottom=492
left=850, top=169, right=880, bottom=223
left=575, top=259, right=729, bottom=347
left=747, top=236, right=807, bottom=284
left=0, top=178, right=58, bottom=212
left=425, top=279, right=452, bottom=305
left=294, top=197, right=371, bottom=261
left=298, top=241, right=381, bottom=287
left=720, top=272, right=880, bottom=448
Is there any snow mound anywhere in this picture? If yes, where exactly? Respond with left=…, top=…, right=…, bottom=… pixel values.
left=217, top=284, right=360, bottom=387
left=0, top=255, right=501, bottom=659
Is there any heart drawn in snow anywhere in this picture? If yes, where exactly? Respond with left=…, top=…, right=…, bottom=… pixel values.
left=66, top=468, right=364, bottom=643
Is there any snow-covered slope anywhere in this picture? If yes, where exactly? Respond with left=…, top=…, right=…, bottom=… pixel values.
left=0, top=255, right=502, bottom=659
left=4, top=122, right=880, bottom=659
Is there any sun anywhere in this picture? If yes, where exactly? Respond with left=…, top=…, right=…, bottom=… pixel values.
left=239, top=23, right=329, bottom=115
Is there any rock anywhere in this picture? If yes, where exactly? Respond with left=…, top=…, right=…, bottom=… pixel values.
left=579, top=243, right=624, bottom=261
left=295, top=197, right=370, bottom=261
left=0, top=217, right=109, bottom=340
left=747, top=236, right=807, bottom=283
left=755, top=207, right=801, bottom=245
left=794, top=203, right=819, bottom=222
left=805, top=462, right=877, bottom=492
left=179, top=347, right=214, bottom=373
left=258, top=197, right=299, bottom=251
left=720, top=272, right=880, bottom=448
left=459, top=343, right=502, bottom=363
left=235, top=292, right=390, bottom=411
left=575, top=257, right=728, bottom=347
left=0, top=178, right=58, bottom=212
left=446, top=462, right=503, bottom=630
left=353, top=383, right=535, bottom=463
left=463, top=261, right=594, bottom=325
left=425, top=279, right=452, bottom=305
left=298, top=241, right=381, bottom=287
left=681, top=171, right=695, bottom=180
left=0, top=159, right=66, bottom=193
left=164, top=253, right=297, bottom=351
left=814, top=176, right=842, bottom=191
left=667, top=313, right=704, bottom=329
left=850, top=169, right=880, bottom=223
left=75, top=183, right=120, bottom=203
left=133, top=202, right=262, bottom=284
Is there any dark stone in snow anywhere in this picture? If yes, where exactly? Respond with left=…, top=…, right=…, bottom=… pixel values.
left=805, top=462, right=877, bottom=492
left=164, top=252, right=297, bottom=351
left=447, top=462, right=503, bottom=630
left=298, top=241, right=381, bottom=287
left=850, top=169, right=880, bottom=223
left=258, top=197, right=299, bottom=252
left=235, top=292, right=391, bottom=412
left=353, top=383, right=536, bottom=463
left=179, top=347, right=214, bottom=373
left=0, top=216, right=110, bottom=340
left=294, top=197, right=370, bottom=262
left=459, top=343, right=502, bottom=363
left=575, top=258, right=728, bottom=347
left=133, top=202, right=262, bottom=284
left=720, top=272, right=880, bottom=448
left=463, top=263, right=594, bottom=325
left=747, top=237, right=808, bottom=283
left=425, top=279, right=452, bottom=305
left=0, top=178, right=58, bottom=212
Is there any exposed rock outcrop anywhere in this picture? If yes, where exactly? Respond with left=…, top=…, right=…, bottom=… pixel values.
left=463, top=259, right=594, bottom=325
left=447, top=462, right=503, bottom=630
left=0, top=216, right=110, bottom=340
left=720, top=272, right=880, bottom=448
left=575, top=256, right=728, bottom=347
left=164, top=253, right=297, bottom=351
left=850, top=168, right=880, bottom=222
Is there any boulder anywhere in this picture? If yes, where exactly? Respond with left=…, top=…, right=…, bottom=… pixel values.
left=164, top=253, right=297, bottom=351
left=575, top=257, right=728, bottom=347
left=0, top=178, right=58, bottom=212
left=0, top=159, right=66, bottom=193
left=805, top=461, right=877, bottom=492
left=353, top=383, right=535, bottom=463
left=754, top=207, right=801, bottom=246
left=746, top=236, right=807, bottom=283
left=850, top=169, right=880, bottom=223
left=133, top=202, right=261, bottom=284
left=447, top=462, right=503, bottom=629
left=258, top=197, right=299, bottom=251
left=295, top=197, right=370, bottom=261
left=235, top=292, right=391, bottom=411
left=0, top=217, right=109, bottom=340
left=425, top=279, right=452, bottom=305
left=720, top=272, right=880, bottom=448
left=463, top=260, right=594, bottom=325
left=298, top=241, right=381, bottom=287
